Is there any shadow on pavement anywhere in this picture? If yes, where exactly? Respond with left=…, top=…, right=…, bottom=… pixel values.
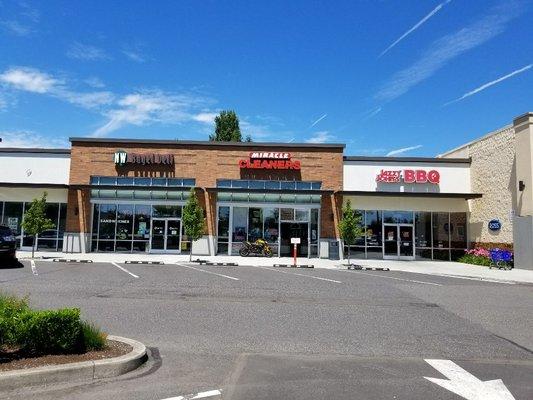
left=0, top=258, right=24, bottom=268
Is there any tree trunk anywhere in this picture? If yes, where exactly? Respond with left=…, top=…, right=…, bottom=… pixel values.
left=32, top=235, right=36, bottom=259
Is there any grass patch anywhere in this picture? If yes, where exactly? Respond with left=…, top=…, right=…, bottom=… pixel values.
left=81, top=321, right=107, bottom=351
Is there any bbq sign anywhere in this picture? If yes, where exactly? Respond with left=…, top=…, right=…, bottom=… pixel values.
left=113, top=150, right=174, bottom=166
left=376, top=169, right=440, bottom=184
left=239, top=152, right=301, bottom=170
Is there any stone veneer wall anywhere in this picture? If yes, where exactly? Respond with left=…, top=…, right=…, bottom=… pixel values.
left=443, top=125, right=515, bottom=247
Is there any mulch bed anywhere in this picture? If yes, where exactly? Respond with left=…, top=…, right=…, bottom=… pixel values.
left=0, top=340, right=132, bottom=372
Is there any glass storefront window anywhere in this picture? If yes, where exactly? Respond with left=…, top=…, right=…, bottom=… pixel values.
left=295, top=209, right=308, bottom=222
left=450, top=212, right=467, bottom=249
left=152, top=205, right=181, bottom=218
left=232, top=207, right=248, bottom=243
left=248, top=208, right=263, bottom=242
left=415, top=212, right=432, bottom=248
left=432, top=212, right=449, bottom=249
left=365, top=210, right=382, bottom=248
left=383, top=210, right=414, bottom=224
left=134, top=205, right=151, bottom=241
left=3, top=202, right=23, bottom=247
left=310, top=209, right=319, bottom=245
left=263, top=208, right=279, bottom=244
left=280, top=208, right=294, bottom=221
left=98, top=204, right=117, bottom=240
left=116, top=205, right=134, bottom=252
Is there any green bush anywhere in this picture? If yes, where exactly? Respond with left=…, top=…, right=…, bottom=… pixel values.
left=16, top=308, right=84, bottom=356
left=457, top=254, right=491, bottom=266
left=0, top=293, right=30, bottom=347
left=81, top=321, right=107, bottom=351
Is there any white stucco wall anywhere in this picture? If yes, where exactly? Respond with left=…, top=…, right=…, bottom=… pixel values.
left=343, top=160, right=471, bottom=193
left=0, top=151, right=70, bottom=185
left=441, top=125, right=515, bottom=245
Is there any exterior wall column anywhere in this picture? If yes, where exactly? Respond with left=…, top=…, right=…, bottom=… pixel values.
left=63, top=188, right=91, bottom=253
left=513, top=112, right=533, bottom=270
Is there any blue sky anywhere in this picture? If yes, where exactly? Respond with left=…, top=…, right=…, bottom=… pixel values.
left=0, top=0, right=531, bottom=156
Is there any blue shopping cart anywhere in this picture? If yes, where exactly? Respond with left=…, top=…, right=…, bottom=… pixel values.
left=489, top=249, right=513, bottom=270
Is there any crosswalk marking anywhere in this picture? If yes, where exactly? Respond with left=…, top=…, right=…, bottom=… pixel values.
left=160, top=388, right=222, bottom=400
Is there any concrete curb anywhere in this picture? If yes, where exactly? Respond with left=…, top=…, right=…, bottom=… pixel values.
left=0, top=335, right=147, bottom=391
left=347, top=265, right=390, bottom=271
left=274, top=264, right=314, bottom=268
left=52, top=259, right=93, bottom=263
left=124, top=261, right=164, bottom=265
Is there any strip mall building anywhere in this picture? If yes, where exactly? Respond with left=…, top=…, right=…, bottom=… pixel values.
left=1, top=112, right=532, bottom=269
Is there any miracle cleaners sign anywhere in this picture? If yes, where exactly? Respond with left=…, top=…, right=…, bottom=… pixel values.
left=376, top=169, right=440, bottom=184
left=239, top=152, right=301, bottom=170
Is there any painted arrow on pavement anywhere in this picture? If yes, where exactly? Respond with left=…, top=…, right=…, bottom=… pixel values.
left=424, top=359, right=516, bottom=400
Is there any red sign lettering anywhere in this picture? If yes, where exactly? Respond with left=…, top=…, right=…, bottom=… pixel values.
left=239, top=151, right=301, bottom=170
left=377, top=169, right=440, bottom=184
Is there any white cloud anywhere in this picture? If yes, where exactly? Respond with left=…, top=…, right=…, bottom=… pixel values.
left=309, top=113, right=327, bottom=128
left=92, top=90, right=210, bottom=137
left=362, top=106, right=382, bottom=120
left=305, top=131, right=335, bottom=144
left=0, top=67, right=60, bottom=93
left=67, top=42, right=110, bottom=61
left=85, top=76, right=105, bottom=88
left=379, top=0, right=452, bottom=57
left=386, top=144, right=422, bottom=156
left=192, top=112, right=218, bottom=125
left=122, top=49, right=146, bottom=63
left=0, top=20, right=31, bottom=36
left=0, top=130, right=68, bottom=148
left=375, top=3, right=521, bottom=102
left=0, top=66, right=220, bottom=138
left=445, top=63, right=532, bottom=105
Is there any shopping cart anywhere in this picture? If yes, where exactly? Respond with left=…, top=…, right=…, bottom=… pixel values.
left=489, top=249, right=513, bottom=270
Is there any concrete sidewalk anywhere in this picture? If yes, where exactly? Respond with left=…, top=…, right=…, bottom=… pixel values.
left=15, top=251, right=533, bottom=284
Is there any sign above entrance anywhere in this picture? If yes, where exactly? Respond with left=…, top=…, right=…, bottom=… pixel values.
left=113, top=150, right=174, bottom=166
left=239, top=151, right=301, bottom=170
left=376, top=169, right=440, bottom=184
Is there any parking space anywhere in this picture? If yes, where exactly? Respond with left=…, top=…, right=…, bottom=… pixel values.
left=1, top=259, right=532, bottom=400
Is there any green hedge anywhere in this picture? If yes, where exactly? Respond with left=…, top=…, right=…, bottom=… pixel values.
left=0, top=292, right=106, bottom=356
left=16, top=308, right=84, bottom=355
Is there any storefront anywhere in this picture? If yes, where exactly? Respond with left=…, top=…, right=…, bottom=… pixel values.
left=63, top=138, right=344, bottom=256
left=341, top=156, right=480, bottom=261
left=0, top=148, right=70, bottom=251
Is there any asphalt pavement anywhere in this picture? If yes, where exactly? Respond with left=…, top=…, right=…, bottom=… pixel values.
left=1, top=260, right=532, bottom=399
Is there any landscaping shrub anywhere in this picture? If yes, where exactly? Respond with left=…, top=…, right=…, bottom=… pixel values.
left=0, top=293, right=29, bottom=347
left=457, top=247, right=493, bottom=267
left=81, top=321, right=107, bottom=351
left=1, top=293, right=109, bottom=357
left=16, top=308, right=85, bottom=356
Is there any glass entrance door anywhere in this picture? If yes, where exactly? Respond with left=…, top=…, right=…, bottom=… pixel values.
left=150, top=218, right=181, bottom=253
left=280, top=222, right=309, bottom=257
left=383, top=224, right=414, bottom=260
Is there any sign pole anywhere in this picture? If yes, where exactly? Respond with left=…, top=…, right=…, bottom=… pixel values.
left=290, top=237, right=301, bottom=267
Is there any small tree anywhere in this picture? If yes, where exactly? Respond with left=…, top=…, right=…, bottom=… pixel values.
left=338, top=200, right=364, bottom=264
left=21, top=192, right=55, bottom=259
left=210, top=110, right=243, bottom=142
left=182, top=188, right=205, bottom=261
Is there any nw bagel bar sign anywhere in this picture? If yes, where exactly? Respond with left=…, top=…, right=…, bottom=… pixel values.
left=239, top=152, right=301, bottom=170
left=376, top=169, right=440, bottom=184
left=114, top=150, right=174, bottom=166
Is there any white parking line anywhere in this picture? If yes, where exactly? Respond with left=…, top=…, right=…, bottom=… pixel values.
left=176, top=264, right=240, bottom=281
left=161, top=389, right=222, bottom=399
left=340, top=269, right=442, bottom=286
left=249, top=265, right=342, bottom=284
left=110, top=262, right=139, bottom=278
left=30, top=260, right=38, bottom=276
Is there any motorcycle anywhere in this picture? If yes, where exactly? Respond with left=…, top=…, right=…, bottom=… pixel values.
left=239, top=239, right=273, bottom=257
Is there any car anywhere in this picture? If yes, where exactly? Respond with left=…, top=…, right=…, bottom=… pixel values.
left=0, top=225, right=17, bottom=262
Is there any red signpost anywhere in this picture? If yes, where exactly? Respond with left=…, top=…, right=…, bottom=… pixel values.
left=291, top=237, right=300, bottom=267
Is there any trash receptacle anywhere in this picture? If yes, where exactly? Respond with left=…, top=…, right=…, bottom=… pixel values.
left=328, top=240, right=339, bottom=260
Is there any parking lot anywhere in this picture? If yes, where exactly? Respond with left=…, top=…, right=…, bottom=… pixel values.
left=1, top=259, right=532, bottom=399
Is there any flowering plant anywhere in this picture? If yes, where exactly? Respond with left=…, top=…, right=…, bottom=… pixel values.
left=465, top=247, right=491, bottom=258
